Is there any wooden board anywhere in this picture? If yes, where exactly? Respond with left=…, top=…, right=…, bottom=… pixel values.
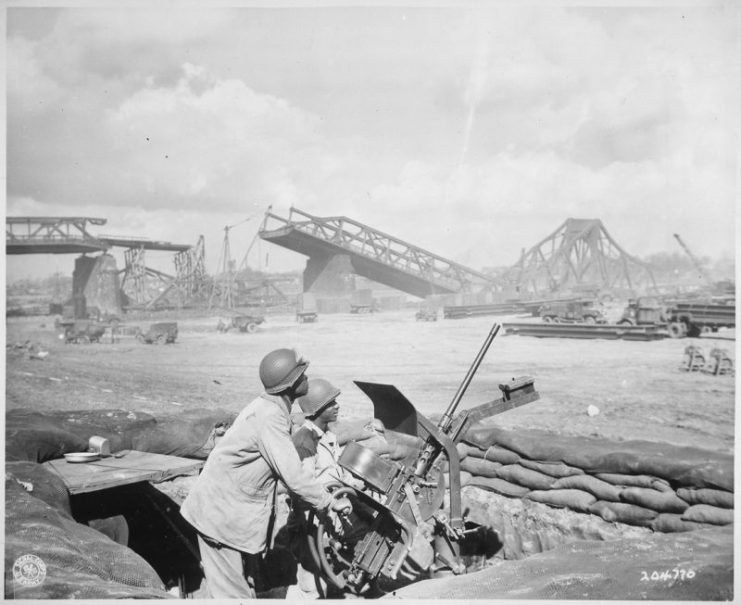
left=43, top=450, right=203, bottom=495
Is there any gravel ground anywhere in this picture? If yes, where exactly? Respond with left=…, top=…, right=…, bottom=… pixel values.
left=5, top=309, right=735, bottom=454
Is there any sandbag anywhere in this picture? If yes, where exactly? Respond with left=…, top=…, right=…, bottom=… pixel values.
left=334, top=419, right=379, bottom=445
left=495, top=465, right=556, bottom=491
left=463, top=425, right=733, bottom=491
left=676, top=488, right=734, bottom=509
left=4, top=477, right=167, bottom=599
left=467, top=443, right=520, bottom=464
left=5, top=461, right=72, bottom=516
left=681, top=504, right=734, bottom=525
left=466, top=476, right=530, bottom=498
left=651, top=514, right=716, bottom=533
left=443, top=471, right=472, bottom=489
left=552, top=474, right=622, bottom=502
left=384, top=430, right=424, bottom=461
left=526, top=489, right=596, bottom=513
left=5, top=410, right=87, bottom=463
left=518, top=459, right=584, bottom=478
left=619, top=487, right=688, bottom=514
left=88, top=516, right=129, bottom=546
left=595, top=473, right=671, bottom=492
left=351, top=435, right=392, bottom=457
left=45, top=409, right=158, bottom=452
left=131, top=408, right=236, bottom=458
left=589, top=500, right=658, bottom=527
left=461, top=457, right=502, bottom=478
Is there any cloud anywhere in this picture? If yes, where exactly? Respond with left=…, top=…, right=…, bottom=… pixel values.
left=5, top=5, right=737, bottom=282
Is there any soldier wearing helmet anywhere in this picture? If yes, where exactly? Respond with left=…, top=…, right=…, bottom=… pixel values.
left=180, top=349, right=352, bottom=599
left=287, top=378, right=362, bottom=599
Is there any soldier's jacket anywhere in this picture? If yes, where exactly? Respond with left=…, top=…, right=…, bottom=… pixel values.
left=292, top=421, right=345, bottom=485
left=180, top=393, right=332, bottom=553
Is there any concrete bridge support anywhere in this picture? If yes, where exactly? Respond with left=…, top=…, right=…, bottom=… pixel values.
left=303, top=254, right=356, bottom=295
left=73, top=254, right=123, bottom=318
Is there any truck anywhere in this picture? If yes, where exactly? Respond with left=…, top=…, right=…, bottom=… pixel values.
left=617, top=297, right=669, bottom=327
left=296, top=293, right=318, bottom=323
left=216, top=314, right=265, bottom=333
left=664, top=301, right=736, bottom=338
left=136, top=322, right=178, bottom=344
left=350, top=289, right=377, bottom=314
left=57, top=320, right=108, bottom=344
left=538, top=299, right=607, bottom=324
left=618, top=298, right=735, bottom=338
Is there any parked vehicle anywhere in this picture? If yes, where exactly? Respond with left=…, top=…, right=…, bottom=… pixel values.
left=538, top=299, right=606, bottom=324
left=415, top=308, right=438, bottom=322
left=665, top=302, right=736, bottom=338
left=58, top=320, right=108, bottom=344
left=618, top=297, right=735, bottom=338
left=216, top=314, right=264, bottom=333
left=617, top=297, right=669, bottom=326
left=137, top=322, right=178, bottom=344
left=296, top=293, right=318, bottom=323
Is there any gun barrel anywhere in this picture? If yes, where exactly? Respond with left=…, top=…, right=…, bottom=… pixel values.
left=439, top=322, right=501, bottom=431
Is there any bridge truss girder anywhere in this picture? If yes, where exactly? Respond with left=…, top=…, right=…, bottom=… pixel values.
left=6, top=217, right=109, bottom=254
left=507, top=218, right=657, bottom=296
left=260, top=207, right=503, bottom=298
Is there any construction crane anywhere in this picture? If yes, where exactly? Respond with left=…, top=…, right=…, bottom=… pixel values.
left=673, top=233, right=712, bottom=284
left=208, top=216, right=256, bottom=310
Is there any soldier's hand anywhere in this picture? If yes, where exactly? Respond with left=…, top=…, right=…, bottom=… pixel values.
left=330, top=496, right=353, bottom=516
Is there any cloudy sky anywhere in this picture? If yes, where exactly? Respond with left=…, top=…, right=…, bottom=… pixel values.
left=5, top=1, right=739, bottom=282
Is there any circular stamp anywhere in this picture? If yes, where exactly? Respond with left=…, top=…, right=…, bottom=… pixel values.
left=12, top=554, right=47, bottom=587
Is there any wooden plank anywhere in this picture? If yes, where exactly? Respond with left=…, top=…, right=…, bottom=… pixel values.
left=43, top=450, right=203, bottom=495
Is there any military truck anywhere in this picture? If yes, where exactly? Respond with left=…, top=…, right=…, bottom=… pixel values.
left=136, top=322, right=178, bottom=344
left=664, top=301, right=736, bottom=338
left=216, top=314, right=265, bottom=333
left=618, top=298, right=735, bottom=338
left=538, top=299, right=607, bottom=324
left=58, top=320, right=108, bottom=344
left=617, top=297, right=669, bottom=327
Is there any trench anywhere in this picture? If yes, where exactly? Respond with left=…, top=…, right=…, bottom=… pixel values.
left=69, top=482, right=514, bottom=598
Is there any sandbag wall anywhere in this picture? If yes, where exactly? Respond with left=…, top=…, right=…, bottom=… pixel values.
left=4, top=407, right=236, bottom=599
left=334, top=420, right=734, bottom=534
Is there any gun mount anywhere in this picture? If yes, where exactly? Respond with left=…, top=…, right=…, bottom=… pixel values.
left=306, top=323, right=540, bottom=596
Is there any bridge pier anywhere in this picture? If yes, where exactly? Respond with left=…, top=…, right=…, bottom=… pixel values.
left=73, top=254, right=123, bottom=318
left=303, top=254, right=356, bottom=294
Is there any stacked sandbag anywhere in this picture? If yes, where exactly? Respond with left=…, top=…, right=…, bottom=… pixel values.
left=461, top=425, right=733, bottom=533
left=5, top=407, right=237, bottom=461
left=5, top=465, right=168, bottom=599
left=332, top=420, right=733, bottom=535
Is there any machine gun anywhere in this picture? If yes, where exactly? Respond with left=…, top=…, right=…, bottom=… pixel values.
left=307, top=322, right=540, bottom=595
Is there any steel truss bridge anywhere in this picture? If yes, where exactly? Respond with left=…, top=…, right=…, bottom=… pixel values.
left=6, top=217, right=206, bottom=309
left=259, top=207, right=503, bottom=298
left=505, top=218, right=657, bottom=296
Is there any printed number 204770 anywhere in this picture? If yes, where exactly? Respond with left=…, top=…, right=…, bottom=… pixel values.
left=640, top=569, right=696, bottom=582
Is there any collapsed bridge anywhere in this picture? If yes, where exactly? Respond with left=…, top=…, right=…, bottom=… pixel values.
left=258, top=207, right=504, bottom=299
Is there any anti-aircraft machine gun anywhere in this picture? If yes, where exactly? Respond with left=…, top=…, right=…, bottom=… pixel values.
left=306, top=322, right=540, bottom=595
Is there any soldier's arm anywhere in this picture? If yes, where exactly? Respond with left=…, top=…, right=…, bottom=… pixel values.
left=258, top=410, right=331, bottom=511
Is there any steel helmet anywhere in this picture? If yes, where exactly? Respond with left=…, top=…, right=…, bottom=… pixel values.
left=259, top=348, right=309, bottom=394
left=296, top=378, right=341, bottom=417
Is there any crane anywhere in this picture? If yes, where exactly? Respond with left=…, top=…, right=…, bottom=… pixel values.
left=673, top=233, right=712, bottom=284
left=208, top=216, right=256, bottom=310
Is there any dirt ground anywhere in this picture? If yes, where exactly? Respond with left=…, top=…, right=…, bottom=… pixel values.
left=4, top=307, right=735, bottom=455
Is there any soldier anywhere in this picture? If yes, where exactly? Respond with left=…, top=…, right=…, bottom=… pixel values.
left=180, top=349, right=352, bottom=599
left=287, top=378, right=363, bottom=599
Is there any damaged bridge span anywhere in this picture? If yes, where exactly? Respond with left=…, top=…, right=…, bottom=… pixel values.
left=258, top=206, right=504, bottom=298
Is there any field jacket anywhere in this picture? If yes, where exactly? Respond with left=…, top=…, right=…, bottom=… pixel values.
left=180, top=393, right=332, bottom=553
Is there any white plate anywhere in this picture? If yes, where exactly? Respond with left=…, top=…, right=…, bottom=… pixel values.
left=64, top=452, right=100, bottom=463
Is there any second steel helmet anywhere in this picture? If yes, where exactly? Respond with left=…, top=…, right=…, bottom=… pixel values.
left=296, top=378, right=341, bottom=417
left=259, top=348, right=309, bottom=394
